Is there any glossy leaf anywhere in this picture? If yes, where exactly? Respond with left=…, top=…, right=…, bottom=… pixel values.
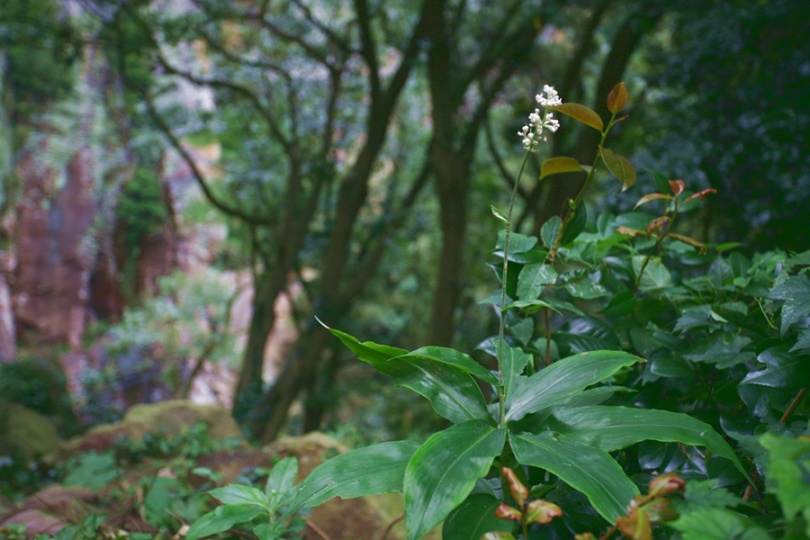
left=287, top=440, right=420, bottom=511
left=327, top=327, right=490, bottom=423
left=560, top=202, right=588, bottom=246
left=606, top=82, right=628, bottom=113
left=510, top=431, right=638, bottom=522
left=442, top=493, right=513, bottom=540
left=600, top=146, right=636, bottom=190
left=505, top=350, right=641, bottom=422
left=491, top=205, right=508, bottom=223
left=516, top=263, right=557, bottom=300
left=540, top=156, right=588, bottom=179
left=404, top=421, right=506, bottom=540
left=185, top=505, right=266, bottom=540
left=399, top=346, right=499, bottom=386
left=550, top=406, right=749, bottom=480
left=549, top=103, right=604, bottom=131
left=632, top=256, right=672, bottom=291
left=501, top=345, right=531, bottom=402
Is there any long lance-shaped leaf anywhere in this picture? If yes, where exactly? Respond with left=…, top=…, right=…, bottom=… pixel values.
left=404, top=420, right=506, bottom=540
left=510, top=431, right=638, bottom=522
left=550, top=406, right=751, bottom=481
left=327, top=327, right=491, bottom=423
left=286, top=440, right=420, bottom=512
left=186, top=506, right=266, bottom=540
left=501, top=345, right=531, bottom=403
left=505, top=350, right=642, bottom=422
left=395, top=346, right=499, bottom=386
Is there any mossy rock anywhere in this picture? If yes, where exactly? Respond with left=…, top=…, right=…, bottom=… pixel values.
left=0, top=402, right=62, bottom=458
left=62, top=399, right=245, bottom=454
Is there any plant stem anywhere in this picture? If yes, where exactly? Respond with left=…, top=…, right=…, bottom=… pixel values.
left=497, top=151, right=531, bottom=426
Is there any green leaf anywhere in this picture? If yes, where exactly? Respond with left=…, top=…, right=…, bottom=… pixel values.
left=185, top=505, right=266, bottom=540
left=496, top=230, right=538, bottom=254
left=442, top=493, right=513, bottom=540
left=505, top=350, right=641, bottom=422
left=683, top=333, right=755, bottom=369
left=500, top=345, right=532, bottom=402
left=516, top=263, right=557, bottom=300
left=599, top=147, right=636, bottom=190
left=790, top=328, right=810, bottom=353
left=265, top=456, right=298, bottom=503
left=400, top=346, right=499, bottom=386
left=632, top=255, right=672, bottom=291
left=760, top=432, right=810, bottom=534
left=328, top=327, right=490, bottom=423
left=209, top=485, right=269, bottom=508
left=768, top=274, right=810, bottom=334
left=491, top=205, right=509, bottom=223
left=550, top=406, right=749, bottom=480
left=539, top=156, right=588, bottom=179
left=670, top=508, right=771, bottom=540
left=560, top=202, right=588, bottom=246
left=540, top=216, right=561, bottom=249
left=564, top=277, right=609, bottom=299
left=549, top=103, right=604, bottom=131
left=510, top=431, right=638, bottom=522
left=404, top=421, right=506, bottom=540
left=288, top=440, right=420, bottom=511
left=674, top=480, right=744, bottom=514
left=602, top=290, right=636, bottom=317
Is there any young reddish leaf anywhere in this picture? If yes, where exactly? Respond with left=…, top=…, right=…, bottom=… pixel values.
left=549, top=103, right=604, bottom=131
left=668, top=179, right=685, bottom=196
left=646, top=216, right=670, bottom=237
left=643, top=498, right=677, bottom=524
left=501, top=467, right=528, bottom=507
left=616, top=504, right=652, bottom=540
left=648, top=473, right=685, bottom=498
left=668, top=233, right=707, bottom=254
left=683, top=188, right=718, bottom=204
left=494, top=502, right=523, bottom=522
left=616, top=226, right=645, bottom=238
left=525, top=499, right=563, bottom=524
left=607, top=82, right=628, bottom=114
left=634, top=193, right=671, bottom=209
left=600, top=147, right=636, bottom=190
left=540, top=157, right=589, bottom=180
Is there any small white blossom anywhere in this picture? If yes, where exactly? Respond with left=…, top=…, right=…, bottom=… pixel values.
left=518, top=85, right=562, bottom=151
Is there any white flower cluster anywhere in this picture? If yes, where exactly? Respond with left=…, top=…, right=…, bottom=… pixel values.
left=518, top=85, right=562, bottom=151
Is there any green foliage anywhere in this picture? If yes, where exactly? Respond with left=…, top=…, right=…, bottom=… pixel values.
left=115, top=167, right=168, bottom=252
left=0, top=358, right=71, bottom=416
left=0, top=0, right=80, bottom=117
left=185, top=456, right=306, bottom=540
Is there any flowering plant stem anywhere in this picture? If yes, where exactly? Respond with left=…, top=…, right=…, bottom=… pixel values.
left=496, top=150, right=531, bottom=427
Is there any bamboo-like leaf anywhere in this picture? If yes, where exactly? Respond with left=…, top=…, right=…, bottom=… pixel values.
left=550, top=406, right=750, bottom=480
left=397, top=346, right=499, bottom=386
left=443, top=493, right=514, bottom=539
left=327, top=327, right=490, bottom=423
left=186, top=506, right=266, bottom=540
left=540, top=157, right=588, bottom=180
left=500, top=346, right=531, bottom=402
left=287, top=440, right=420, bottom=512
left=209, top=485, right=269, bottom=508
left=549, top=103, right=604, bottom=131
left=510, top=431, right=638, bottom=522
left=404, top=421, right=506, bottom=540
left=505, top=350, right=641, bottom=422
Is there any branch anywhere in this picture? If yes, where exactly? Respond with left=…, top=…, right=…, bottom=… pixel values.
left=354, top=0, right=382, bottom=101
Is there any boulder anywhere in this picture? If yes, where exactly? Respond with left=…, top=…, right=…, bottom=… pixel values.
left=0, top=403, right=62, bottom=458
left=62, top=400, right=245, bottom=455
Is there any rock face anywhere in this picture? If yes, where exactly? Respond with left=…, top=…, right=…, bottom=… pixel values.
left=12, top=147, right=97, bottom=348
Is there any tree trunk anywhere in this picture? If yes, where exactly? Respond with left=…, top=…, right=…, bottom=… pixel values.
left=428, top=151, right=470, bottom=346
